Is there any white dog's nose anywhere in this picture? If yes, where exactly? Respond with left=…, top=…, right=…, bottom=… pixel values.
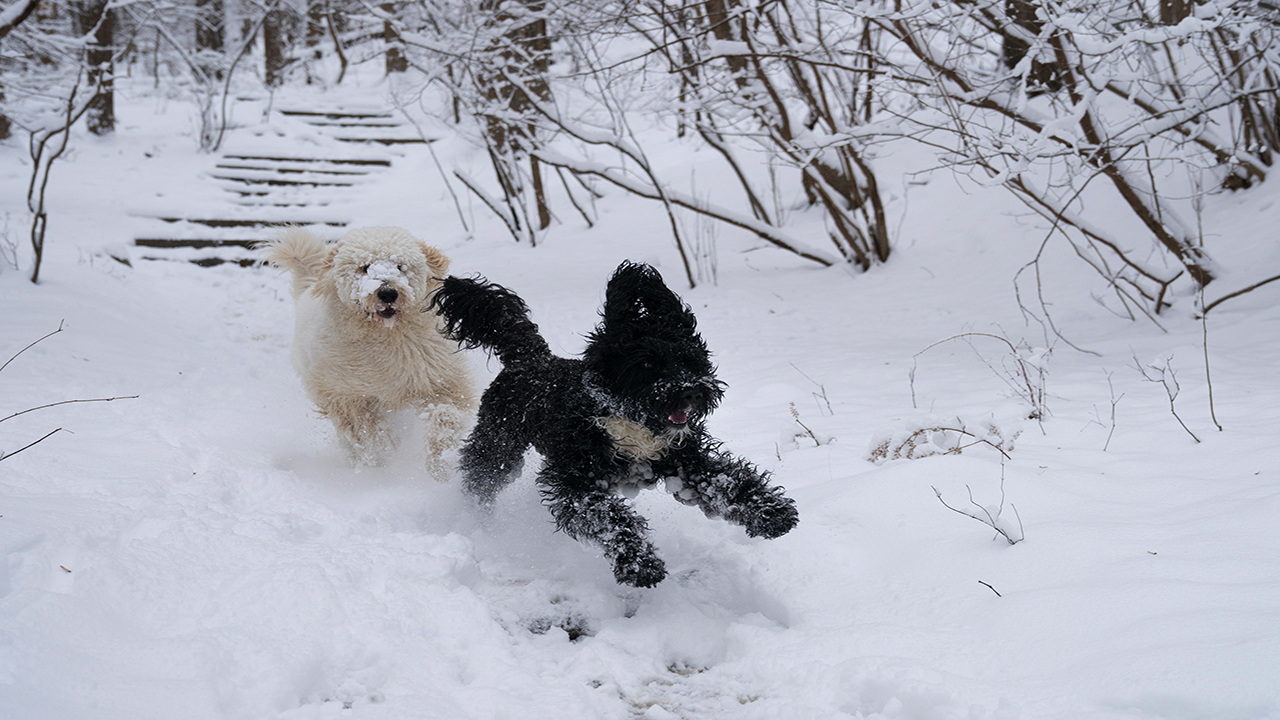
left=377, top=286, right=399, bottom=304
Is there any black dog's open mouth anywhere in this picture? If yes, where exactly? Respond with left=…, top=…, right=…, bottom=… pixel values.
left=668, top=409, right=689, bottom=426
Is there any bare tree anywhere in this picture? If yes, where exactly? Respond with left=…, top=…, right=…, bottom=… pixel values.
left=400, top=0, right=889, bottom=277
left=26, top=72, right=101, bottom=283
left=855, top=0, right=1280, bottom=319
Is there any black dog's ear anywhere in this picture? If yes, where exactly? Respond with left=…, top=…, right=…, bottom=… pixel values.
left=602, top=261, right=695, bottom=330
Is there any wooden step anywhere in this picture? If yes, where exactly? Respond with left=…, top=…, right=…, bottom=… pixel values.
left=279, top=109, right=394, bottom=118
left=148, top=217, right=346, bottom=229
left=214, top=161, right=372, bottom=176
left=135, top=238, right=264, bottom=249
left=138, top=253, right=261, bottom=268
left=334, top=136, right=430, bottom=145
left=209, top=172, right=359, bottom=187
left=222, top=154, right=392, bottom=167
left=228, top=200, right=334, bottom=208
left=295, top=118, right=403, bottom=128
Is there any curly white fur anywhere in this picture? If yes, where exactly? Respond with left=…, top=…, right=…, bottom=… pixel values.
left=265, top=226, right=476, bottom=474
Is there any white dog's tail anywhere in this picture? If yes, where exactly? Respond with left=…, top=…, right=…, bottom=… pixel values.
left=264, top=227, right=331, bottom=299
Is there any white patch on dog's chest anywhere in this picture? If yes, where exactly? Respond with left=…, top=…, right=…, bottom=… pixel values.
left=593, top=415, right=671, bottom=498
left=593, top=415, right=668, bottom=462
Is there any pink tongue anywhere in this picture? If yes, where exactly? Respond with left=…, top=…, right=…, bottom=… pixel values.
left=669, top=410, right=688, bottom=425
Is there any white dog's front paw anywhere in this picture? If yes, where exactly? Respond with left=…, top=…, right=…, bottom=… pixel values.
left=420, top=404, right=473, bottom=480
left=339, top=426, right=396, bottom=468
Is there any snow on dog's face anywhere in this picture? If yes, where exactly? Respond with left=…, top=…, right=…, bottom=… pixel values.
left=326, top=227, right=451, bottom=328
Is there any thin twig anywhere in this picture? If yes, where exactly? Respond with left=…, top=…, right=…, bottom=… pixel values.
left=1, top=319, right=64, bottom=374
left=0, top=428, right=66, bottom=462
left=1103, top=373, right=1123, bottom=452
left=0, top=396, right=139, bottom=424
left=938, top=426, right=1012, bottom=459
left=1134, top=355, right=1200, bottom=443
left=789, top=402, right=820, bottom=446
left=914, top=332, right=1048, bottom=424
left=1201, top=273, right=1280, bottom=315
left=1200, top=290, right=1223, bottom=432
left=933, top=482, right=1023, bottom=545
left=790, top=363, right=833, bottom=415
left=978, top=580, right=1002, bottom=597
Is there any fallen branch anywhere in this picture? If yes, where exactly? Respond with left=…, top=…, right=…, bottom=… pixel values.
left=1, top=395, right=140, bottom=424
left=1, top=319, right=64, bottom=373
left=0, top=427, right=66, bottom=462
left=1201, top=273, right=1280, bottom=315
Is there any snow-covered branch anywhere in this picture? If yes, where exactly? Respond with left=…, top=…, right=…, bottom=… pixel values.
left=0, top=0, right=39, bottom=41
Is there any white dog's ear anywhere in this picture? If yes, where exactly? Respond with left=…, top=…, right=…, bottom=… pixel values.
left=309, top=244, right=342, bottom=299
left=421, top=242, right=451, bottom=278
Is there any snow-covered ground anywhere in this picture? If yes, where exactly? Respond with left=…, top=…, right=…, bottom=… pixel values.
left=2, top=68, right=1279, bottom=720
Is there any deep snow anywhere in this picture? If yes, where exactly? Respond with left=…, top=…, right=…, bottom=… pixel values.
left=2, top=67, right=1279, bottom=720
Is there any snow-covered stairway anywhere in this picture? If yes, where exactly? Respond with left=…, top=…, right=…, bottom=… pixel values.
left=277, top=108, right=430, bottom=146
left=132, top=101, right=428, bottom=267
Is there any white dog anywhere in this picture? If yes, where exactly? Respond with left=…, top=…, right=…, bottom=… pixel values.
left=266, top=226, right=476, bottom=473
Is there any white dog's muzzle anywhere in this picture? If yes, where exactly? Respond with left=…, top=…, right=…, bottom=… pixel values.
left=355, top=260, right=415, bottom=327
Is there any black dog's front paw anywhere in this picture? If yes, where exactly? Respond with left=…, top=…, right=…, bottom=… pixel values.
left=613, top=549, right=667, bottom=588
left=742, top=495, right=799, bottom=539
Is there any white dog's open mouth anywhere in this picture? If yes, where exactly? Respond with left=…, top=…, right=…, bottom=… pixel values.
left=367, top=303, right=400, bottom=325
left=365, top=283, right=403, bottom=324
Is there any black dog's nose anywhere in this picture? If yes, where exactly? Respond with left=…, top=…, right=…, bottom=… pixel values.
left=377, top=286, right=399, bottom=304
left=679, top=387, right=704, bottom=407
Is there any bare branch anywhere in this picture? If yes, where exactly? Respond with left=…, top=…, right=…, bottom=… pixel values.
left=0, top=319, right=64, bottom=374
left=1201, top=273, right=1280, bottom=315
left=0, top=428, right=66, bottom=462
left=933, top=482, right=1024, bottom=546
left=1133, top=355, right=1200, bottom=443
left=0, top=0, right=40, bottom=41
left=1, top=396, right=139, bottom=425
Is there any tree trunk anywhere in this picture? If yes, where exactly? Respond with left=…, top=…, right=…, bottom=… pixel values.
left=195, top=0, right=224, bottom=81
left=479, top=0, right=550, bottom=150
left=263, top=4, right=288, bottom=87
left=704, top=0, right=748, bottom=85
left=72, top=0, right=115, bottom=135
left=1001, top=0, right=1060, bottom=92
left=382, top=2, right=407, bottom=73
left=0, top=84, right=10, bottom=140
left=306, top=0, right=327, bottom=58
left=196, top=0, right=224, bottom=52
left=1159, top=0, right=1191, bottom=24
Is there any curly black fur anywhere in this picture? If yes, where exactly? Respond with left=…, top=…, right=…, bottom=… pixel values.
left=428, top=261, right=799, bottom=587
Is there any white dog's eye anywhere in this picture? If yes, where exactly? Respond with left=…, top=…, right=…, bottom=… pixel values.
left=360, top=264, right=370, bottom=273
left=397, top=264, right=406, bottom=272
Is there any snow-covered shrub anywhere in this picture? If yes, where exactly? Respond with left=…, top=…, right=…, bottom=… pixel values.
left=868, top=415, right=1019, bottom=463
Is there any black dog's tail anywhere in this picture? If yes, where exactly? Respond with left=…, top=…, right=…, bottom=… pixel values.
left=429, top=275, right=551, bottom=366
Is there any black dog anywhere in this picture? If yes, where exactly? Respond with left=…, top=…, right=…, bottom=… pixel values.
left=429, top=261, right=798, bottom=587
